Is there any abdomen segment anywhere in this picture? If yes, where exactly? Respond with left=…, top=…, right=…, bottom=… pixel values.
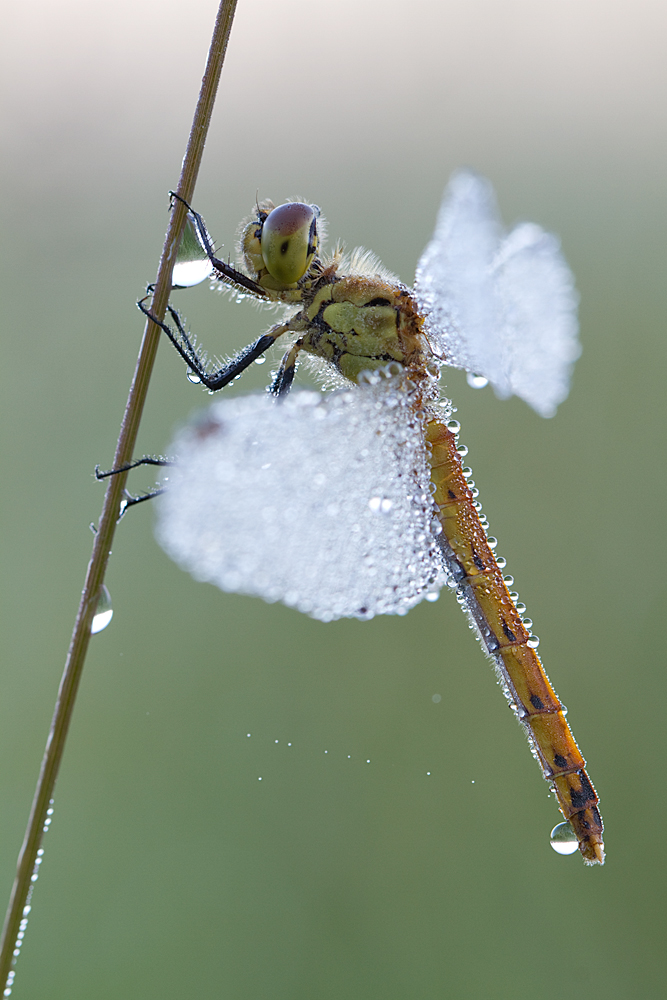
left=426, top=418, right=604, bottom=865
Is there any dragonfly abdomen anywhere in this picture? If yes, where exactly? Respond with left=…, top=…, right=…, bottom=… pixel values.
left=426, top=419, right=604, bottom=865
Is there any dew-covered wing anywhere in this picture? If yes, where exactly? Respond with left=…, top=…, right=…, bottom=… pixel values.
left=415, top=171, right=502, bottom=387
left=157, top=378, right=448, bottom=622
left=414, top=170, right=579, bottom=418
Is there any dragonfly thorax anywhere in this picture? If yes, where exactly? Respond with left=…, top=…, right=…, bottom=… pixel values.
left=297, top=273, right=437, bottom=391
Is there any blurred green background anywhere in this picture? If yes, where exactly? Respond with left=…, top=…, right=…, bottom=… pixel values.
left=1, top=1, right=665, bottom=996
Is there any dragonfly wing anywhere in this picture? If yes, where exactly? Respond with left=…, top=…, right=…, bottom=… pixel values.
left=415, top=170, right=504, bottom=386
left=492, top=222, right=580, bottom=418
left=157, top=377, right=448, bottom=622
left=415, top=171, right=579, bottom=417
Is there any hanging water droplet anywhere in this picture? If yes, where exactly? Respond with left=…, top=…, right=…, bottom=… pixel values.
left=466, top=373, right=489, bottom=389
left=171, top=259, right=213, bottom=288
left=527, top=635, right=540, bottom=649
left=425, top=590, right=440, bottom=602
left=91, top=585, right=113, bottom=634
left=172, top=216, right=214, bottom=287
left=446, top=419, right=460, bottom=434
left=549, top=821, right=579, bottom=855
left=186, top=369, right=202, bottom=384
left=254, top=355, right=267, bottom=365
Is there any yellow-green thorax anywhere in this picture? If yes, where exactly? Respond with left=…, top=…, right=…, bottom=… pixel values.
left=296, top=271, right=434, bottom=387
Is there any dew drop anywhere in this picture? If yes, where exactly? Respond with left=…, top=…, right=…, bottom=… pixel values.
left=254, top=356, right=266, bottom=365
left=446, top=420, right=461, bottom=434
left=466, top=373, right=489, bottom=389
left=91, top=585, right=113, bottom=634
left=549, top=821, right=579, bottom=855
left=496, top=556, right=507, bottom=570
left=186, top=370, right=202, bottom=384
left=425, top=591, right=440, bottom=602
left=527, top=635, right=540, bottom=649
left=172, top=259, right=214, bottom=288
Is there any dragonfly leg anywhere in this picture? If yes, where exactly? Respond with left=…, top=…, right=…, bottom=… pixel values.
left=169, top=192, right=266, bottom=296
left=117, top=487, right=165, bottom=519
left=270, top=339, right=304, bottom=396
left=95, top=458, right=170, bottom=520
left=138, top=296, right=289, bottom=391
left=95, top=456, right=172, bottom=480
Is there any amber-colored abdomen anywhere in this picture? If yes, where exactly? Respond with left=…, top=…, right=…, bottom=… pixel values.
left=426, top=418, right=604, bottom=864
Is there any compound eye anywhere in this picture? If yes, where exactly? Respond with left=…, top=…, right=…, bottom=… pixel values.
left=261, top=202, right=318, bottom=284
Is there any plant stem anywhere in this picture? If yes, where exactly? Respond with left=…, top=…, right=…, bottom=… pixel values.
left=0, top=0, right=238, bottom=990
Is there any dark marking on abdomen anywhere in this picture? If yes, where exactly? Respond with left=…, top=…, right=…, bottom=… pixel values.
left=570, top=772, right=597, bottom=808
left=502, top=621, right=517, bottom=643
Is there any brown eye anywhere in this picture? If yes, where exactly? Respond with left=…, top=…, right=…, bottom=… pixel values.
left=261, top=202, right=318, bottom=285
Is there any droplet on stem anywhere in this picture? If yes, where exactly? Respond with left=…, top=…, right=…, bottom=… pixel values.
left=91, top=584, right=113, bottom=634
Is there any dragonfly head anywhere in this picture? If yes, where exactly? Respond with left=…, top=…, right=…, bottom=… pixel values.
left=239, top=200, right=320, bottom=290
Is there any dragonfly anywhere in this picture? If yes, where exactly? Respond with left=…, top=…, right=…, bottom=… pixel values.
left=139, top=171, right=604, bottom=864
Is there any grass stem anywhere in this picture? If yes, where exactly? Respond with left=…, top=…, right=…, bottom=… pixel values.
left=0, top=0, right=238, bottom=989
